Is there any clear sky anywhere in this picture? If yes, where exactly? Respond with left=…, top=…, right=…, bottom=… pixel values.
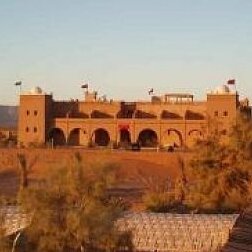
left=0, top=0, right=251, bottom=105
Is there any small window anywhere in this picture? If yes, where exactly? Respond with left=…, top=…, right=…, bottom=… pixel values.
left=34, top=110, right=38, bottom=116
left=34, top=127, right=37, bottom=133
left=26, top=127, right=29, bottom=132
left=221, top=129, right=227, bottom=135
left=26, top=110, right=30, bottom=116
left=223, top=111, right=228, bottom=117
left=214, top=111, right=218, bottom=117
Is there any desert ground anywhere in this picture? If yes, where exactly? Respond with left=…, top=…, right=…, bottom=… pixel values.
left=0, top=148, right=187, bottom=208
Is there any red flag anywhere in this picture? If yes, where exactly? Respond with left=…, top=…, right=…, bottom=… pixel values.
left=227, top=79, right=235, bottom=85
left=118, top=124, right=129, bottom=130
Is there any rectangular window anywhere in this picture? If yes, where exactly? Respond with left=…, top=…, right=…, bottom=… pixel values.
left=223, top=111, right=228, bottom=117
left=222, top=129, right=227, bottom=135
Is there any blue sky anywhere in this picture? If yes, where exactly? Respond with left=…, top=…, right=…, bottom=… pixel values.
left=0, top=0, right=251, bottom=104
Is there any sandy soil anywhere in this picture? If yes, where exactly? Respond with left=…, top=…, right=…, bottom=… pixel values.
left=0, top=148, right=189, bottom=208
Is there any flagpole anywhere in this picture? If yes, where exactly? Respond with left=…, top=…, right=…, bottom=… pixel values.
left=14, top=81, right=22, bottom=95
left=14, top=81, right=22, bottom=148
left=227, top=79, right=236, bottom=93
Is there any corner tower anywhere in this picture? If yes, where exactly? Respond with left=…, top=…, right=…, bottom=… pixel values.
left=206, top=85, right=239, bottom=134
left=18, top=87, right=52, bottom=146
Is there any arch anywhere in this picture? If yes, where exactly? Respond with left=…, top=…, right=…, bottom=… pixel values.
left=163, top=129, right=183, bottom=147
left=187, top=129, right=203, bottom=148
left=92, top=128, right=110, bottom=147
left=138, top=129, right=158, bottom=147
left=185, top=110, right=205, bottom=120
left=188, top=129, right=203, bottom=137
left=91, top=110, right=113, bottom=118
left=68, top=128, right=81, bottom=146
left=119, top=129, right=131, bottom=147
left=48, top=128, right=66, bottom=146
left=161, top=110, right=183, bottom=119
left=135, top=110, right=157, bottom=119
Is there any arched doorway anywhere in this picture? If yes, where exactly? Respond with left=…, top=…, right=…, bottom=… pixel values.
left=138, top=129, right=158, bottom=147
left=48, top=128, right=66, bottom=146
left=163, top=129, right=182, bottom=147
left=93, top=128, right=110, bottom=147
left=119, top=129, right=131, bottom=147
left=68, top=128, right=81, bottom=146
left=188, top=129, right=203, bottom=148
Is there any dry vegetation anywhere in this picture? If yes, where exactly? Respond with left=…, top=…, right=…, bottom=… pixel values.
left=138, top=114, right=252, bottom=214
left=0, top=113, right=251, bottom=251
left=184, top=114, right=252, bottom=213
left=0, top=149, right=184, bottom=205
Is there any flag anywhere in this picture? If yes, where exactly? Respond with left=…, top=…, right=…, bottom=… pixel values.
left=81, top=83, right=88, bottom=89
left=148, top=88, right=154, bottom=95
left=14, top=81, right=22, bottom=86
left=119, top=124, right=130, bottom=130
left=227, top=79, right=235, bottom=85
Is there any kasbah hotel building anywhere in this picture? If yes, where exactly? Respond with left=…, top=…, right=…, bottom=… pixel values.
left=18, top=80, right=251, bottom=149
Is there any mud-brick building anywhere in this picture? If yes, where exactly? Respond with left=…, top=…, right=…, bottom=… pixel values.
left=0, top=127, right=17, bottom=143
left=18, top=84, right=250, bottom=148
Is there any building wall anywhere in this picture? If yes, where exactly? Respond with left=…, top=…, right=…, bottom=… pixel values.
left=18, top=94, right=52, bottom=146
left=18, top=88, right=249, bottom=148
left=206, top=93, right=238, bottom=134
left=0, top=127, right=17, bottom=141
left=135, top=101, right=206, bottom=119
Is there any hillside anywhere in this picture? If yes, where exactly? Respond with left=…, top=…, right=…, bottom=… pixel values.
left=0, top=105, right=18, bottom=127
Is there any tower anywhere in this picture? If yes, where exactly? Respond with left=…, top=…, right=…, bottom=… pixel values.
left=18, top=87, right=52, bottom=146
left=206, top=85, right=239, bottom=135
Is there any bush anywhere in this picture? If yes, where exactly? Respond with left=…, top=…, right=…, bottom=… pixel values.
left=18, top=152, right=131, bottom=252
left=143, top=192, right=179, bottom=212
left=185, top=113, right=252, bottom=213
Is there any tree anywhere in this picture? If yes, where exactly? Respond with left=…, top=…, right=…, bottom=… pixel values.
left=134, top=169, right=178, bottom=212
left=17, top=154, right=29, bottom=190
left=17, top=153, right=38, bottom=191
left=186, top=112, right=252, bottom=213
left=18, top=153, right=130, bottom=252
left=229, top=112, right=252, bottom=163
